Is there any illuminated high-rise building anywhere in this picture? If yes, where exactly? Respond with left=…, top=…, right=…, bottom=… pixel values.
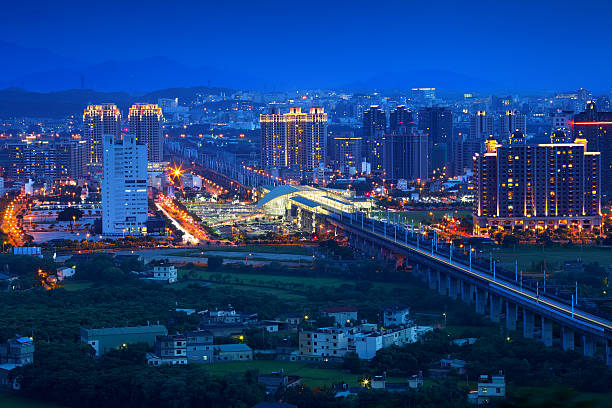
left=329, top=131, right=362, bottom=175
left=389, top=105, right=414, bottom=133
left=362, top=106, right=386, bottom=172
left=573, top=102, right=612, bottom=198
left=83, top=103, right=121, bottom=167
left=499, top=110, right=526, bottom=139
left=473, top=131, right=601, bottom=236
left=102, top=134, right=148, bottom=236
left=259, top=107, right=327, bottom=171
left=128, top=103, right=164, bottom=163
left=469, top=111, right=494, bottom=140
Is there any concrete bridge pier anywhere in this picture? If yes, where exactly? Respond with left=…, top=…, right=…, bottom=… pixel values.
left=438, top=271, right=448, bottom=296
left=506, top=302, right=517, bottom=331
left=606, top=341, right=612, bottom=366
left=583, top=336, right=596, bottom=357
left=523, top=310, right=534, bottom=338
left=561, top=327, right=574, bottom=351
left=448, top=277, right=459, bottom=300
left=489, top=294, right=502, bottom=323
left=427, top=269, right=437, bottom=290
left=475, top=288, right=487, bottom=314
left=460, top=281, right=473, bottom=304
left=541, top=318, right=553, bottom=347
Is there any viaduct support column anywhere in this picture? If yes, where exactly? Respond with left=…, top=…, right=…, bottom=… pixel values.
left=438, top=271, right=448, bottom=296
left=561, top=327, right=574, bottom=351
left=541, top=318, right=553, bottom=347
left=461, top=281, right=473, bottom=304
left=506, top=302, right=517, bottom=331
left=489, top=294, right=502, bottom=323
left=523, top=310, right=534, bottom=339
left=606, top=341, right=612, bottom=366
left=583, top=336, right=596, bottom=357
left=475, top=288, right=487, bottom=315
left=427, top=269, right=437, bottom=290
left=448, top=277, right=458, bottom=300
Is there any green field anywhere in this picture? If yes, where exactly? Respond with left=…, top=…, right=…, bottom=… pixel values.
left=0, top=394, right=61, bottom=408
left=180, top=268, right=416, bottom=293
left=490, top=246, right=612, bottom=271
left=202, top=360, right=404, bottom=388
left=375, top=210, right=471, bottom=225
left=179, top=245, right=315, bottom=256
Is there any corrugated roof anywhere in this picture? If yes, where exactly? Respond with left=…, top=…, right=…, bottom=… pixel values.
left=81, top=325, right=167, bottom=337
left=214, top=343, right=252, bottom=352
left=255, top=185, right=300, bottom=209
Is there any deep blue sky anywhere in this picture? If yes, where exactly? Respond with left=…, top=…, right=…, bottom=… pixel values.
left=3, top=0, right=612, bottom=92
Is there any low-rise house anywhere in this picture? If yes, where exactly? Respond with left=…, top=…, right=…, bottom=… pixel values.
left=298, top=327, right=348, bottom=361
left=213, top=344, right=253, bottom=362
left=152, top=265, right=178, bottom=283
left=56, top=267, right=75, bottom=281
left=0, top=335, right=34, bottom=390
left=80, top=325, right=168, bottom=356
left=353, top=325, right=416, bottom=360
left=0, top=335, right=34, bottom=366
left=147, top=334, right=188, bottom=366
left=439, top=358, right=467, bottom=375
left=320, top=306, right=358, bottom=325
left=0, top=273, right=18, bottom=291
left=275, top=313, right=303, bottom=326
left=469, top=372, right=506, bottom=405
left=257, top=370, right=301, bottom=393
left=185, top=330, right=214, bottom=364
left=200, top=308, right=258, bottom=325
left=383, top=305, right=411, bottom=327
left=453, top=338, right=477, bottom=347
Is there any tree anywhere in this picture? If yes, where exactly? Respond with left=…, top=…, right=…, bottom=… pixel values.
left=57, top=207, right=84, bottom=222
left=207, top=256, right=223, bottom=270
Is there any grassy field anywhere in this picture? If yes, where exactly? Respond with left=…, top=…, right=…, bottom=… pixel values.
left=0, top=394, right=61, bottom=408
left=490, top=246, right=612, bottom=271
left=202, top=360, right=404, bottom=388
left=179, top=245, right=315, bottom=256
left=376, top=210, right=472, bottom=225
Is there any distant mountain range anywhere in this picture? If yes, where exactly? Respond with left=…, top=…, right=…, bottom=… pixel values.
left=0, top=86, right=232, bottom=118
left=1, top=40, right=510, bottom=94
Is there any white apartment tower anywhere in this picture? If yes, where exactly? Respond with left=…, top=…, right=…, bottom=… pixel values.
left=128, top=103, right=164, bottom=163
left=102, top=134, right=148, bottom=236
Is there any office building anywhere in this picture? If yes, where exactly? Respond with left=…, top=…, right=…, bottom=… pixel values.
left=128, top=103, right=164, bottom=163
left=260, top=107, right=327, bottom=171
left=389, top=105, right=414, bottom=133
left=102, top=134, right=148, bottom=236
left=473, top=132, right=601, bottom=236
left=384, top=127, right=429, bottom=181
left=469, top=111, right=494, bottom=140
left=573, top=102, right=612, bottom=198
left=362, top=106, right=386, bottom=172
left=499, top=110, right=526, bottom=139
left=83, top=104, right=121, bottom=167
left=329, top=131, right=362, bottom=174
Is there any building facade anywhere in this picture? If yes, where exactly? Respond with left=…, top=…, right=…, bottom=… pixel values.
left=83, top=103, right=121, bottom=169
left=260, top=107, right=327, bottom=171
left=473, top=132, right=602, bottom=235
left=362, top=106, right=387, bottom=172
left=384, top=128, right=429, bottom=181
left=573, top=102, right=612, bottom=199
left=499, top=110, right=527, bottom=139
left=102, top=134, right=148, bottom=236
left=329, top=131, right=362, bottom=175
left=418, top=106, right=453, bottom=174
left=469, top=111, right=494, bottom=140
left=128, top=103, right=164, bottom=163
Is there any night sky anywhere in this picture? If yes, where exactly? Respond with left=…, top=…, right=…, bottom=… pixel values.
left=3, top=0, right=612, bottom=92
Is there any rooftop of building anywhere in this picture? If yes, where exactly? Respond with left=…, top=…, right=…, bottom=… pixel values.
left=81, top=325, right=167, bottom=337
left=214, top=344, right=252, bottom=352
